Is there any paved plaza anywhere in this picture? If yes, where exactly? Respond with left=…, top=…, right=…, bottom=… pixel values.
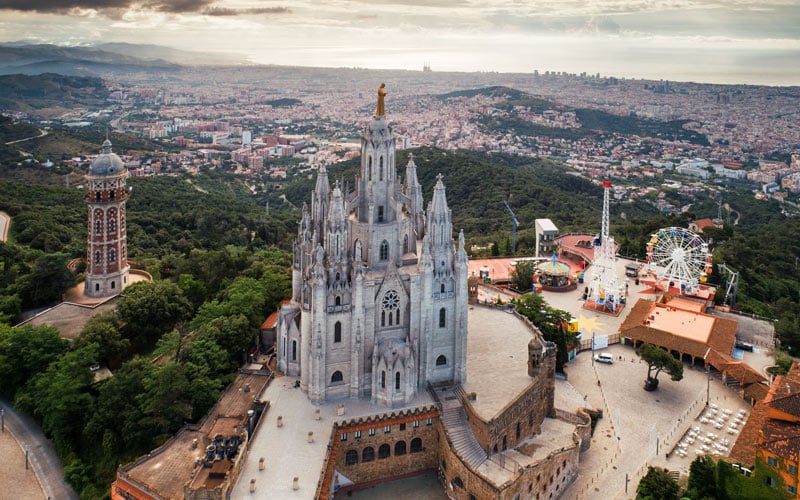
left=544, top=258, right=761, bottom=499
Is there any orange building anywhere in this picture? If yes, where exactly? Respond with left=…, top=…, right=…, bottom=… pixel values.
left=620, top=295, right=765, bottom=391
left=731, top=362, right=800, bottom=497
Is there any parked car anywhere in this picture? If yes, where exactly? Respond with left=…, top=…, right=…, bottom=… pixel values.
left=594, top=352, right=614, bottom=364
left=735, top=341, right=754, bottom=352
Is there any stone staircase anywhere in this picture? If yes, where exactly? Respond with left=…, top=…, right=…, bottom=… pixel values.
left=440, top=395, right=488, bottom=469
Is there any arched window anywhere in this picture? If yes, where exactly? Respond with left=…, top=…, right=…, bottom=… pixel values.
left=345, top=450, right=358, bottom=466
left=95, top=250, right=102, bottom=264
left=378, top=444, right=390, bottom=459
left=381, top=370, right=386, bottom=389
left=362, top=447, right=375, bottom=462
left=95, top=192, right=101, bottom=202
left=441, top=283, right=445, bottom=293
left=410, top=438, right=423, bottom=453
left=109, top=190, right=115, bottom=201
left=108, top=219, right=116, bottom=233
left=396, top=309, right=400, bottom=325
left=380, top=240, right=389, bottom=260
left=395, top=371, right=400, bottom=390
left=95, top=283, right=100, bottom=292
left=394, top=441, right=406, bottom=456
left=110, top=281, right=115, bottom=289
left=331, top=371, right=343, bottom=383
left=403, top=234, right=408, bottom=254
left=334, top=322, right=342, bottom=343
left=292, top=340, right=297, bottom=361
left=368, top=157, right=373, bottom=181
left=436, top=355, right=447, bottom=366
left=379, top=156, right=384, bottom=180
left=95, top=220, right=102, bottom=234
left=335, top=295, right=341, bottom=306
left=516, top=422, right=521, bottom=439
left=335, top=272, right=341, bottom=282
left=108, top=249, right=116, bottom=263
left=439, top=308, right=446, bottom=328
left=381, top=311, right=385, bottom=327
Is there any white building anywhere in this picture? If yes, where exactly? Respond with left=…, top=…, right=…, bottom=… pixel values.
left=535, top=218, right=559, bottom=257
left=276, top=103, right=469, bottom=407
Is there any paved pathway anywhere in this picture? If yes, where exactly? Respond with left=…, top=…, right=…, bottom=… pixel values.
left=0, top=397, right=79, bottom=500
left=4, top=129, right=48, bottom=145
left=0, top=211, right=9, bottom=242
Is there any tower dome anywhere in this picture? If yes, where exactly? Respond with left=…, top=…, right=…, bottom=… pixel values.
left=90, top=139, right=125, bottom=176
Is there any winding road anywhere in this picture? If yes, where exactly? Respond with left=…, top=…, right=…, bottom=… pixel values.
left=0, top=397, right=79, bottom=500
left=4, top=129, right=48, bottom=145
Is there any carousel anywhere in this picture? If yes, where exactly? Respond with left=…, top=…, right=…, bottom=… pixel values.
left=535, top=254, right=576, bottom=291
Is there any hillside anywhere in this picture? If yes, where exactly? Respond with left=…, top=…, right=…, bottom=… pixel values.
left=0, top=73, right=109, bottom=116
left=446, top=86, right=709, bottom=145
left=0, top=43, right=180, bottom=77
left=278, top=147, right=658, bottom=251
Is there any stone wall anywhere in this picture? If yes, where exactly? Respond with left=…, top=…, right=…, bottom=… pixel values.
left=436, top=431, right=581, bottom=500
left=330, top=407, right=440, bottom=491
left=461, top=338, right=556, bottom=453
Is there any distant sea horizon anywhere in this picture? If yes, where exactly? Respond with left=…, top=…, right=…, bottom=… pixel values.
left=244, top=45, right=800, bottom=88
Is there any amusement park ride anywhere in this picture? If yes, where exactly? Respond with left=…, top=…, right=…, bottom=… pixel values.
left=585, top=180, right=623, bottom=314
left=643, top=226, right=714, bottom=298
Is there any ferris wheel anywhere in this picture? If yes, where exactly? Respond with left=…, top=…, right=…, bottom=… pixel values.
left=646, top=227, right=712, bottom=294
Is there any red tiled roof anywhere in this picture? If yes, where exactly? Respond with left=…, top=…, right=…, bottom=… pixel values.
left=730, top=362, right=800, bottom=467
left=693, top=218, right=715, bottom=230
left=729, top=398, right=770, bottom=466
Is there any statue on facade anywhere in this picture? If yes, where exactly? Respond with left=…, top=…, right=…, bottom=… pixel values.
left=375, top=83, right=387, bottom=117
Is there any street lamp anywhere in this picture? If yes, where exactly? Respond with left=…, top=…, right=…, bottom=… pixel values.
left=706, top=365, right=711, bottom=407
left=591, top=332, right=596, bottom=365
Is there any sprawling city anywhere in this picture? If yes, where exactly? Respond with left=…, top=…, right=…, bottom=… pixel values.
left=0, top=2, right=799, bottom=500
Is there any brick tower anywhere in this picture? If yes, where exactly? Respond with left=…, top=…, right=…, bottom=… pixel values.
left=84, top=139, right=130, bottom=298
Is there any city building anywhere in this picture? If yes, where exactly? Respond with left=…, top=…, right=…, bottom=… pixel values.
left=275, top=98, right=469, bottom=406
left=84, top=139, right=130, bottom=298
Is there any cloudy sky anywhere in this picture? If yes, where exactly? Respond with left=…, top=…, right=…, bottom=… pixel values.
left=1, top=0, right=798, bottom=85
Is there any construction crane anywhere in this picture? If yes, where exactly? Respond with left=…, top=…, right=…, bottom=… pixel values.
left=504, top=200, right=519, bottom=255
left=716, top=263, right=739, bottom=307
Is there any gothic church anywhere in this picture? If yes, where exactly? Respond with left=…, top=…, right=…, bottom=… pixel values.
left=276, top=87, right=469, bottom=406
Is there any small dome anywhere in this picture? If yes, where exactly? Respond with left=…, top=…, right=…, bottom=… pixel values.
left=90, top=140, right=125, bottom=176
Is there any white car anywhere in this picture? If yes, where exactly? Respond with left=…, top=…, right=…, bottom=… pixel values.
left=594, top=353, right=614, bottom=364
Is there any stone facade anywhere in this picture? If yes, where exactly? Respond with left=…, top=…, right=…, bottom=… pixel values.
left=84, top=139, right=130, bottom=298
left=276, top=107, right=469, bottom=406
left=330, top=407, right=440, bottom=494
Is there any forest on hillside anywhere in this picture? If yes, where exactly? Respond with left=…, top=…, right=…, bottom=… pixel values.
left=2, top=121, right=800, bottom=498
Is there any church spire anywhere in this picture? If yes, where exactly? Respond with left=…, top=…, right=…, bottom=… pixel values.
left=404, top=153, right=425, bottom=235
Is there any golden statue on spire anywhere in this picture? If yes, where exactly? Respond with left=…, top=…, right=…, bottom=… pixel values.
left=375, top=83, right=387, bottom=117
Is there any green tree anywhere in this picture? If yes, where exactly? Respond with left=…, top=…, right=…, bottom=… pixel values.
left=513, top=293, right=574, bottom=372
left=15, top=344, right=97, bottom=452
left=510, top=260, right=536, bottom=292
left=638, top=343, right=683, bottom=391
left=637, top=466, right=679, bottom=500
left=16, top=253, right=76, bottom=306
left=136, top=361, right=192, bottom=441
left=116, top=280, right=192, bottom=347
left=687, top=455, right=723, bottom=500
left=74, top=311, right=129, bottom=367
left=0, top=323, right=68, bottom=397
